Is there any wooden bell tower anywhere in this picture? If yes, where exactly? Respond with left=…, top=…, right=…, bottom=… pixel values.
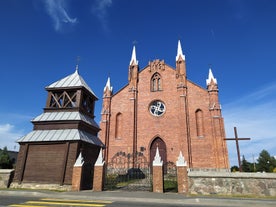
left=13, top=68, right=104, bottom=190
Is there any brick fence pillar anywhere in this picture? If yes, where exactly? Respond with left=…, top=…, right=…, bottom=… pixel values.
left=93, top=148, right=105, bottom=191
left=71, top=152, right=84, bottom=191
left=176, top=151, right=188, bottom=194
left=152, top=147, right=164, bottom=193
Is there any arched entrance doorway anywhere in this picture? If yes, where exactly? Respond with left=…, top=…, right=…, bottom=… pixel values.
left=150, top=137, right=167, bottom=173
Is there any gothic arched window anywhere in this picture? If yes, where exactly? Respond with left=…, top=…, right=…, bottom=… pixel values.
left=151, top=73, right=162, bottom=92
left=195, top=109, right=204, bottom=137
left=115, top=113, right=122, bottom=139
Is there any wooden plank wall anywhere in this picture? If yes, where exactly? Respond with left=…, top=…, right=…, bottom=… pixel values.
left=13, top=141, right=101, bottom=189
left=23, top=143, right=67, bottom=183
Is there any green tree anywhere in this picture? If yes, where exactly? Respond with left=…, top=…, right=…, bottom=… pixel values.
left=0, top=147, right=13, bottom=169
left=256, top=150, right=276, bottom=172
left=241, top=155, right=253, bottom=172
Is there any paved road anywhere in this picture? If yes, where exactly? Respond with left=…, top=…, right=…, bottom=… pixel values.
left=0, top=190, right=275, bottom=207
left=0, top=195, right=210, bottom=207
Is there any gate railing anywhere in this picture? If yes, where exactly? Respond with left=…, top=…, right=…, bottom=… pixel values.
left=163, top=162, right=177, bottom=192
left=104, top=151, right=178, bottom=192
left=104, top=162, right=178, bottom=192
left=104, top=165, right=152, bottom=191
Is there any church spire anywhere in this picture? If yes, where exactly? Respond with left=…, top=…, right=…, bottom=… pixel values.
left=100, top=76, right=113, bottom=163
left=104, top=77, right=113, bottom=93
left=175, top=40, right=187, bottom=90
left=128, top=45, right=139, bottom=89
left=207, top=68, right=220, bottom=112
left=129, top=46, right=138, bottom=66
left=206, top=68, right=217, bottom=86
left=176, top=40, right=185, bottom=61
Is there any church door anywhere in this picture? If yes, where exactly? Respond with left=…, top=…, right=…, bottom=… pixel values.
left=150, top=137, right=167, bottom=173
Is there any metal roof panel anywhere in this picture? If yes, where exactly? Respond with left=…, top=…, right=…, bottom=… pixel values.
left=17, top=129, right=104, bottom=147
left=46, top=70, right=97, bottom=98
left=32, top=112, right=99, bottom=128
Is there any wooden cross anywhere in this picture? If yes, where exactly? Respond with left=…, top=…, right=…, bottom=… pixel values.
left=225, top=127, right=251, bottom=172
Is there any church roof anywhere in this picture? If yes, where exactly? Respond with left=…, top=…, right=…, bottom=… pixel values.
left=32, top=111, right=99, bottom=129
left=17, top=129, right=104, bottom=147
left=46, top=69, right=97, bottom=98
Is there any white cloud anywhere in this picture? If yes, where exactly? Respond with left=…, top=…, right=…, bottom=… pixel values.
left=0, top=124, right=23, bottom=151
left=223, top=82, right=276, bottom=166
left=91, top=0, right=112, bottom=32
left=43, top=0, right=78, bottom=31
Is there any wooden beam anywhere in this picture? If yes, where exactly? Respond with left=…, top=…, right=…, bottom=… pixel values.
left=60, top=142, right=70, bottom=185
left=19, top=143, right=29, bottom=184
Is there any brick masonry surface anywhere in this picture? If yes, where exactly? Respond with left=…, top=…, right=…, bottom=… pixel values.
left=152, top=165, right=163, bottom=193
left=93, top=165, right=104, bottom=191
left=177, top=166, right=188, bottom=194
left=71, top=166, right=82, bottom=191
left=100, top=58, right=229, bottom=170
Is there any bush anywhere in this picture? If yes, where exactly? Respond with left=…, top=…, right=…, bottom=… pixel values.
left=0, top=147, right=13, bottom=169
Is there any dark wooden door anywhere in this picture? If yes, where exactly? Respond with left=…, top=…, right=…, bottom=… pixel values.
left=150, top=137, right=167, bottom=173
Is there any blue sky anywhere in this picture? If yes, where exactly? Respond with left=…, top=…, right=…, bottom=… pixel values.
left=0, top=0, right=275, bottom=166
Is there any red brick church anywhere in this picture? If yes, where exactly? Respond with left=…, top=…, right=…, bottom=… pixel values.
left=99, top=40, right=229, bottom=172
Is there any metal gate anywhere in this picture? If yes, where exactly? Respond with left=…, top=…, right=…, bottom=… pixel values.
left=104, top=151, right=178, bottom=192
left=104, top=151, right=152, bottom=191
left=164, top=161, right=178, bottom=192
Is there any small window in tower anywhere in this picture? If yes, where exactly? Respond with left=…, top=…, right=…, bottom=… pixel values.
left=64, top=91, right=77, bottom=108
left=151, top=73, right=162, bottom=92
left=48, top=91, right=78, bottom=109
left=82, top=93, right=94, bottom=115
left=49, top=91, right=63, bottom=108
left=50, top=96, right=58, bottom=108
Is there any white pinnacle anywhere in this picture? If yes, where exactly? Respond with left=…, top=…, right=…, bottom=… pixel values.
left=104, top=77, right=113, bottom=92
left=129, top=46, right=138, bottom=65
left=95, top=148, right=105, bottom=166
left=206, top=68, right=217, bottom=85
left=176, top=151, right=187, bottom=167
left=74, top=152, right=84, bottom=167
left=176, top=40, right=185, bottom=61
left=153, top=147, right=163, bottom=166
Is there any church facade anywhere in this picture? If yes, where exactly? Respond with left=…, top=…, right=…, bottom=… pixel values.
left=99, top=41, right=229, bottom=172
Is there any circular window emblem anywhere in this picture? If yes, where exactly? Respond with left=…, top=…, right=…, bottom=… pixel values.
left=149, top=100, right=166, bottom=117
